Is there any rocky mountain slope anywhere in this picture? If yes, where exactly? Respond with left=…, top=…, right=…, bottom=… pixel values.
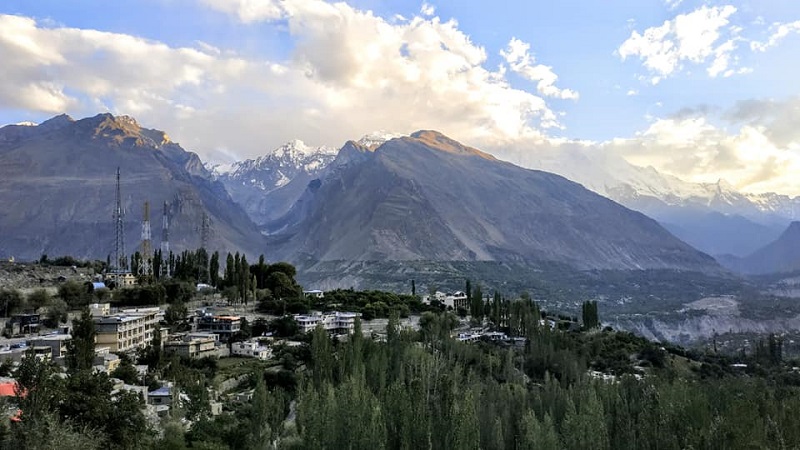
left=719, top=222, right=800, bottom=275
left=0, top=113, right=266, bottom=261
left=264, top=130, right=720, bottom=272
left=210, top=140, right=338, bottom=224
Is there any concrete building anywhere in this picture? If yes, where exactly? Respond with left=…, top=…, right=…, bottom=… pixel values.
left=196, top=315, right=241, bottom=341
left=29, top=333, right=71, bottom=358
left=164, top=333, right=218, bottom=359
left=94, top=307, right=164, bottom=353
left=90, top=303, right=111, bottom=317
left=303, top=289, right=324, bottom=299
left=295, top=312, right=360, bottom=335
left=231, top=340, right=271, bottom=360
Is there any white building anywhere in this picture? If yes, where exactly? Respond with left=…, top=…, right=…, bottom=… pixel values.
left=295, top=312, right=360, bottom=334
left=231, top=340, right=271, bottom=360
left=303, top=289, right=324, bottom=299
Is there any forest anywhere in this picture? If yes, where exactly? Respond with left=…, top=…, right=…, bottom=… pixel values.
left=2, top=293, right=800, bottom=449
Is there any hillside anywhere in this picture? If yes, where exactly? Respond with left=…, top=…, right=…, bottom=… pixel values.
left=720, top=221, right=800, bottom=275
left=0, top=113, right=266, bottom=261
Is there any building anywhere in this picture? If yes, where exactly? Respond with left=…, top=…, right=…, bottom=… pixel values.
left=148, top=386, right=174, bottom=407
left=164, top=333, right=218, bottom=359
left=295, top=312, right=360, bottom=335
left=29, top=333, right=71, bottom=358
left=106, top=272, right=137, bottom=288
left=94, top=307, right=164, bottom=353
left=7, top=314, right=40, bottom=335
left=231, top=340, right=271, bottom=360
left=90, top=303, right=111, bottom=317
left=93, top=347, right=121, bottom=373
left=196, top=315, right=241, bottom=341
left=303, top=289, right=324, bottom=299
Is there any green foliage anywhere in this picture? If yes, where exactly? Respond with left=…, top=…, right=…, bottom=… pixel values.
left=58, top=281, right=90, bottom=309
left=112, top=284, right=167, bottom=306
left=26, top=289, right=51, bottom=313
left=66, top=308, right=97, bottom=373
left=111, top=359, right=141, bottom=385
left=582, top=300, right=600, bottom=329
left=0, top=288, right=24, bottom=317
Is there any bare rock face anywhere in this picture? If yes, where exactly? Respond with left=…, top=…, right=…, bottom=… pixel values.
left=0, top=113, right=266, bottom=261
left=264, top=130, right=720, bottom=272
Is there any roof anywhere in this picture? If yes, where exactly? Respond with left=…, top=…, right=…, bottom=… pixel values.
left=149, top=386, right=172, bottom=397
left=0, top=381, right=24, bottom=397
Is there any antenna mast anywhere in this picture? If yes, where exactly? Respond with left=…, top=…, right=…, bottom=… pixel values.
left=113, top=167, right=127, bottom=273
left=160, top=201, right=170, bottom=278
left=139, top=201, right=153, bottom=277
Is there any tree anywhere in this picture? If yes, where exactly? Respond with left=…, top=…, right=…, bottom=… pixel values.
left=14, top=350, right=63, bottom=421
left=57, top=281, right=89, bottom=309
left=269, top=316, right=299, bottom=338
left=209, top=251, right=220, bottom=287
left=110, top=359, right=141, bottom=385
left=27, top=289, right=50, bottom=313
left=44, top=298, right=68, bottom=328
left=582, top=301, right=600, bottom=330
left=471, top=284, right=483, bottom=321
left=66, top=308, right=97, bottom=373
left=165, top=300, right=189, bottom=326
left=248, top=375, right=272, bottom=450
left=0, top=288, right=24, bottom=317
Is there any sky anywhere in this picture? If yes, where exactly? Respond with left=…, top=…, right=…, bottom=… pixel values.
left=1, top=0, right=799, bottom=194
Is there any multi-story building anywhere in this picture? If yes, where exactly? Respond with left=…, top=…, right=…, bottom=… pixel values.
left=231, top=340, right=271, bottom=360
left=29, top=334, right=71, bottom=358
left=295, top=312, right=360, bottom=335
left=94, top=307, right=164, bottom=353
left=196, top=315, right=241, bottom=341
left=164, top=333, right=218, bottom=359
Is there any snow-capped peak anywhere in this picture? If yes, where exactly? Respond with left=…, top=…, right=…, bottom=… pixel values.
left=357, top=131, right=405, bottom=149
left=269, top=139, right=337, bottom=159
left=14, top=121, right=37, bottom=127
left=205, top=162, right=237, bottom=178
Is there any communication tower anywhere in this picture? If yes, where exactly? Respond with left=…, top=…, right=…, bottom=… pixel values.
left=139, top=201, right=153, bottom=277
left=160, top=201, right=170, bottom=278
left=112, top=167, right=127, bottom=273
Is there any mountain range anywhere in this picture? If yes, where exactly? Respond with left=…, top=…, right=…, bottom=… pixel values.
left=515, top=145, right=796, bottom=257
left=259, top=130, right=718, bottom=272
left=23, top=113, right=800, bottom=280
left=0, top=113, right=266, bottom=261
left=717, top=221, right=800, bottom=275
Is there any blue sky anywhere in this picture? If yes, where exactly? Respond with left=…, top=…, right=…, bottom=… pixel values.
left=1, top=0, right=799, bottom=193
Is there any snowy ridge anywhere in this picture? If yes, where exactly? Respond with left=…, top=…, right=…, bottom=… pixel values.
left=519, top=144, right=800, bottom=221
left=356, top=131, right=405, bottom=149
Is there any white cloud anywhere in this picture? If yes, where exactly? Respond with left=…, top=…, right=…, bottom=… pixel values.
left=751, top=20, right=800, bottom=52
left=602, top=109, right=800, bottom=194
left=420, top=2, right=435, bottom=17
left=626, top=89, right=638, bottom=96
left=665, top=0, right=683, bottom=10
left=0, top=5, right=571, bottom=162
left=618, top=5, right=742, bottom=82
left=500, top=38, right=578, bottom=100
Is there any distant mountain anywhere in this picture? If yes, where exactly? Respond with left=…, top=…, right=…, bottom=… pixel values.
left=517, top=145, right=794, bottom=257
left=211, top=140, right=338, bottom=225
left=264, top=130, right=720, bottom=272
left=719, top=222, right=800, bottom=275
left=0, top=113, right=266, bottom=261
